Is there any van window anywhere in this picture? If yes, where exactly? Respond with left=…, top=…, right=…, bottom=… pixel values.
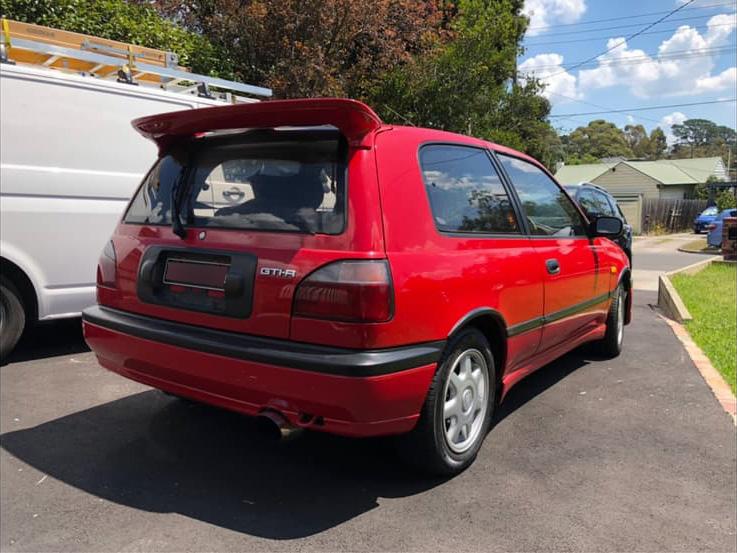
left=498, top=154, right=587, bottom=237
left=125, top=131, right=346, bottom=234
left=419, top=145, right=519, bottom=234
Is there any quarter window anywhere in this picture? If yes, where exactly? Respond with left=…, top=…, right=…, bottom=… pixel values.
left=498, top=154, right=587, bottom=237
left=419, top=145, right=519, bottom=234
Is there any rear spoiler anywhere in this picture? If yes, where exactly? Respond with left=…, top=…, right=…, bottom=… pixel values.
left=132, top=98, right=383, bottom=151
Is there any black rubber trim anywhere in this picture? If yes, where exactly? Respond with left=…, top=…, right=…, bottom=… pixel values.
left=83, top=306, right=445, bottom=377
left=507, top=291, right=611, bottom=337
left=507, top=317, right=544, bottom=337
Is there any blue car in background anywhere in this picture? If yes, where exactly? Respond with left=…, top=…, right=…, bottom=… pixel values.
left=707, top=208, right=737, bottom=248
left=694, top=206, right=719, bottom=233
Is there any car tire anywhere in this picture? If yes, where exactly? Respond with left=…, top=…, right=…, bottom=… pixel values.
left=397, top=327, right=496, bottom=476
left=0, top=276, right=26, bottom=362
left=595, top=285, right=625, bottom=358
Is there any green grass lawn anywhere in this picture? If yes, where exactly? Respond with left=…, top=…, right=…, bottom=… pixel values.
left=672, top=263, right=737, bottom=394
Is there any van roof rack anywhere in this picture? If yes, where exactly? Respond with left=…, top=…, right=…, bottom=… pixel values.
left=0, top=18, right=272, bottom=100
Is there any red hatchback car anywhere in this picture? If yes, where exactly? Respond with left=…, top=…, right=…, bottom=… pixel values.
left=83, top=99, right=631, bottom=475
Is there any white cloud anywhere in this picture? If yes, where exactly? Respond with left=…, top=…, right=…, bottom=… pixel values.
left=660, top=111, right=687, bottom=145
left=518, top=53, right=580, bottom=103
left=695, top=67, right=737, bottom=92
left=524, top=0, right=587, bottom=36
left=577, top=12, right=737, bottom=97
left=626, top=115, right=636, bottom=124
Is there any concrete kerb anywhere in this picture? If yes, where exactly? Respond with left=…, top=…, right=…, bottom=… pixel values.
left=657, top=257, right=717, bottom=322
left=656, top=255, right=736, bottom=424
left=661, top=316, right=737, bottom=425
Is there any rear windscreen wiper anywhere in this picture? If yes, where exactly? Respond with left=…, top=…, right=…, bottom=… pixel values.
left=170, top=157, right=192, bottom=239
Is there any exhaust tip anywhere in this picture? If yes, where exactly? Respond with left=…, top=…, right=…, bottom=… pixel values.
left=255, top=410, right=301, bottom=441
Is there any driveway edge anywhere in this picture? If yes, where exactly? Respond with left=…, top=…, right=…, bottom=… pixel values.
left=657, top=257, right=718, bottom=321
left=661, top=315, right=736, bottom=424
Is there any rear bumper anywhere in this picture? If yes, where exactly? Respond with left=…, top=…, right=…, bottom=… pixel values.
left=82, top=306, right=441, bottom=437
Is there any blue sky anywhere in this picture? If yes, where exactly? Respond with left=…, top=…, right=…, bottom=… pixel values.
left=519, top=0, right=737, bottom=140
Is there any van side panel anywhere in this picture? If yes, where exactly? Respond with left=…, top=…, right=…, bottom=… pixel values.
left=0, top=65, right=208, bottom=319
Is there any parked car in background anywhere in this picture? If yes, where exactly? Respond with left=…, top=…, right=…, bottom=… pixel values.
left=0, top=21, right=271, bottom=359
left=82, top=98, right=632, bottom=475
left=707, top=208, right=737, bottom=248
left=564, top=183, right=633, bottom=265
left=694, top=206, right=720, bottom=234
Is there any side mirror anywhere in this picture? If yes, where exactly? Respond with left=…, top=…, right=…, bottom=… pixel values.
left=592, top=216, right=623, bottom=238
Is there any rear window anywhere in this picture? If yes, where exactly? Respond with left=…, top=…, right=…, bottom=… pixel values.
left=125, top=130, right=347, bottom=234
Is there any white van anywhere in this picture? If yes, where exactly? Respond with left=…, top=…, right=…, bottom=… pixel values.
left=0, top=56, right=268, bottom=357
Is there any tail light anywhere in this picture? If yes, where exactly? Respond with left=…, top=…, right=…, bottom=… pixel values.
left=96, top=240, right=117, bottom=288
left=293, top=260, right=393, bottom=323
left=707, top=224, right=717, bottom=230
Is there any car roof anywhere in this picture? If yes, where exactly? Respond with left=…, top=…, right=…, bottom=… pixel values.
left=384, top=125, right=547, bottom=172
left=563, top=182, right=614, bottom=195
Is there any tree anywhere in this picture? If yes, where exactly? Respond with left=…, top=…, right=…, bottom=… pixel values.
left=564, top=120, right=633, bottom=161
left=565, top=153, right=600, bottom=165
left=669, top=118, right=736, bottom=179
left=0, top=0, right=234, bottom=77
left=693, top=175, right=718, bottom=200
left=367, top=0, right=561, bottom=168
left=144, top=0, right=442, bottom=98
left=715, top=125, right=737, bottom=147
left=647, top=127, right=668, bottom=160
left=624, top=124, right=649, bottom=158
left=716, top=189, right=737, bottom=211
left=672, top=119, right=719, bottom=151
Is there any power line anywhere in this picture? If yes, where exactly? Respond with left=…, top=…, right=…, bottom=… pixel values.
left=533, top=13, right=730, bottom=39
left=546, top=0, right=699, bottom=79
left=544, top=91, right=665, bottom=125
left=525, top=22, right=735, bottom=48
left=522, top=45, right=736, bottom=71
left=526, top=0, right=736, bottom=31
left=550, top=98, right=736, bottom=118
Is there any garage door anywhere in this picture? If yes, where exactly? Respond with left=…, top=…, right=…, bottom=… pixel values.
left=612, top=194, right=642, bottom=234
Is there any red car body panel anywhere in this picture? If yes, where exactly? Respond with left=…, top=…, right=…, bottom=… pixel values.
left=83, top=98, right=631, bottom=438
left=84, top=322, right=436, bottom=437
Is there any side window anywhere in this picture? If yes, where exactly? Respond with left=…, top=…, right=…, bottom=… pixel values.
left=605, top=195, right=625, bottom=220
left=497, top=154, right=587, bottom=237
left=578, top=189, right=615, bottom=218
left=419, top=145, right=519, bottom=234
left=594, top=191, right=616, bottom=217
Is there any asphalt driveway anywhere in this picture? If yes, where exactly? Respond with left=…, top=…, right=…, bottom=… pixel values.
left=1, top=289, right=735, bottom=552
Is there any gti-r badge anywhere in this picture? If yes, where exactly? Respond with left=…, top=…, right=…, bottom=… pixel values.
left=260, top=267, right=297, bottom=278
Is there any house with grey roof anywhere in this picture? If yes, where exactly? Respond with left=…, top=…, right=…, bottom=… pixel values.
left=554, top=157, right=726, bottom=234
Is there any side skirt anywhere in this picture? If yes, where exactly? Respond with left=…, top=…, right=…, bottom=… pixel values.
left=500, top=322, right=606, bottom=400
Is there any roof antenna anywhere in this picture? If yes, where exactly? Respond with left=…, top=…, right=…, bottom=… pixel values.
left=383, top=104, right=415, bottom=127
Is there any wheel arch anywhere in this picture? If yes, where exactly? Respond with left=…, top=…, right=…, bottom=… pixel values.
left=448, top=308, right=508, bottom=396
left=618, top=267, right=632, bottom=324
left=0, top=256, right=39, bottom=322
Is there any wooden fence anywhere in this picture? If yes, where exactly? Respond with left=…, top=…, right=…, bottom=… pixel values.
left=641, top=198, right=707, bottom=234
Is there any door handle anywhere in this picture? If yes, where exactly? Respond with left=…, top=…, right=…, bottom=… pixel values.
left=546, top=258, right=561, bottom=275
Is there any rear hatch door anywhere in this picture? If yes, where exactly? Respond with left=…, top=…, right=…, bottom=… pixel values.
left=107, top=115, right=383, bottom=340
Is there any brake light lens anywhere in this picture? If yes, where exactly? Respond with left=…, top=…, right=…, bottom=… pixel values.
left=293, top=260, right=393, bottom=323
left=96, top=240, right=117, bottom=288
left=707, top=224, right=717, bottom=230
